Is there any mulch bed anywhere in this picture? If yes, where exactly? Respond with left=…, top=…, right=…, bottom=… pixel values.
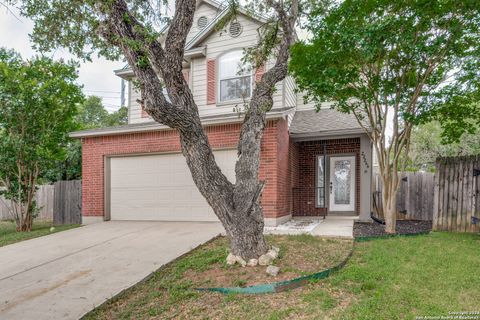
left=354, top=220, right=432, bottom=238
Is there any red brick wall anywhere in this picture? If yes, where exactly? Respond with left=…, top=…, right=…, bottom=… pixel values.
left=274, top=119, right=291, bottom=217
left=81, top=119, right=288, bottom=219
left=292, top=138, right=361, bottom=216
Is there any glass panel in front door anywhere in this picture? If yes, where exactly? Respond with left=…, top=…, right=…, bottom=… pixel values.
left=333, top=159, right=351, bottom=205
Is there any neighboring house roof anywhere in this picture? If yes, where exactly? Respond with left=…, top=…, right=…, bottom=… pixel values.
left=70, top=107, right=294, bottom=138
left=289, top=109, right=368, bottom=139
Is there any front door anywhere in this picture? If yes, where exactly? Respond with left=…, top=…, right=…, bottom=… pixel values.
left=329, top=156, right=355, bottom=212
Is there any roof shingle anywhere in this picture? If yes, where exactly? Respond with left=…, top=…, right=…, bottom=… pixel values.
left=290, top=109, right=367, bottom=137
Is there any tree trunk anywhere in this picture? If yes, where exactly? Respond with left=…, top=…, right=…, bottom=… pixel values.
left=226, top=202, right=268, bottom=260
left=383, top=190, right=397, bottom=234
left=100, top=0, right=298, bottom=262
left=381, top=167, right=400, bottom=234
left=14, top=201, right=34, bottom=232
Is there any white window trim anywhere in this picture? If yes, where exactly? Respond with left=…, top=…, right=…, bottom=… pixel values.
left=316, top=155, right=326, bottom=208
left=217, top=51, right=254, bottom=104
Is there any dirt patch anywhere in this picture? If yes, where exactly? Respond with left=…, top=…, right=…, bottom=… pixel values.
left=354, top=220, right=432, bottom=238
left=185, top=235, right=352, bottom=288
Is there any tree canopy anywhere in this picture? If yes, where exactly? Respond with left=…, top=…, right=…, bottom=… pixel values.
left=76, top=96, right=128, bottom=129
left=290, top=0, right=480, bottom=140
left=408, top=120, right=480, bottom=171
left=0, top=48, right=83, bottom=230
left=43, top=96, right=128, bottom=182
left=289, top=0, right=480, bottom=233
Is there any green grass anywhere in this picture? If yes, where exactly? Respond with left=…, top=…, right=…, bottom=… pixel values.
left=332, top=232, right=480, bottom=319
left=0, top=220, right=80, bottom=247
left=83, top=232, right=480, bottom=320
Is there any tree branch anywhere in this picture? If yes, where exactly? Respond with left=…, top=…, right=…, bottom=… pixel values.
left=233, top=0, right=298, bottom=212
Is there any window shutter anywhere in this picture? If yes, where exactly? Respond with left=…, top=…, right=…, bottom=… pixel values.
left=207, top=59, right=216, bottom=104
left=140, top=99, right=149, bottom=118
left=255, top=65, right=265, bottom=82
left=182, top=69, right=190, bottom=84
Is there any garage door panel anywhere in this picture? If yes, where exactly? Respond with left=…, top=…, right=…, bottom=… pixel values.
left=110, top=150, right=237, bottom=221
left=112, top=175, right=161, bottom=188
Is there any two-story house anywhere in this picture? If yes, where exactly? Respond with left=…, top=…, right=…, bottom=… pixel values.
left=70, top=0, right=374, bottom=226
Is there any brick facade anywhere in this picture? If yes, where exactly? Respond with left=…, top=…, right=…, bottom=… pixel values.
left=81, top=119, right=362, bottom=221
left=81, top=119, right=291, bottom=220
left=292, top=138, right=361, bottom=216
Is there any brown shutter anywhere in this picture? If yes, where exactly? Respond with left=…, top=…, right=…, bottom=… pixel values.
left=140, top=94, right=149, bottom=118
left=207, top=59, right=216, bottom=104
left=182, top=69, right=190, bottom=84
left=255, top=65, right=265, bottom=82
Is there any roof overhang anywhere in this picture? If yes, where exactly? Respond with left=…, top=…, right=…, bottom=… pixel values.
left=70, top=107, right=294, bottom=139
left=184, top=46, right=207, bottom=59
left=114, top=67, right=134, bottom=80
left=290, top=129, right=368, bottom=141
left=114, top=46, right=206, bottom=80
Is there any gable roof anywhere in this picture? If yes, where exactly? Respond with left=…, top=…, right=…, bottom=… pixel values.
left=185, top=0, right=267, bottom=50
left=115, top=0, right=266, bottom=78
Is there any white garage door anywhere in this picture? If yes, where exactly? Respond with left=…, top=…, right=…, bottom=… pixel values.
left=109, top=149, right=237, bottom=221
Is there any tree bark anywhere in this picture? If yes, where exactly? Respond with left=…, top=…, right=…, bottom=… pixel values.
left=383, top=185, right=398, bottom=234
left=379, top=164, right=401, bottom=234
left=98, top=0, right=297, bottom=261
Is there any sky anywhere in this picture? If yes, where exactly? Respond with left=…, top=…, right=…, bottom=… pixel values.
left=0, top=6, right=125, bottom=112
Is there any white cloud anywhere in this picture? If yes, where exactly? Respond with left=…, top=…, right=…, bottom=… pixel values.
left=0, top=6, right=124, bottom=112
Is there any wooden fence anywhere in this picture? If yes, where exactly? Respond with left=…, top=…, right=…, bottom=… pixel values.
left=373, top=172, right=435, bottom=221
left=433, top=156, right=480, bottom=233
left=0, top=180, right=82, bottom=225
left=0, top=185, right=55, bottom=221
left=53, top=180, right=82, bottom=225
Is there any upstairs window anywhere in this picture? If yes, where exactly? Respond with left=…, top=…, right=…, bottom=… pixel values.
left=218, top=51, right=252, bottom=102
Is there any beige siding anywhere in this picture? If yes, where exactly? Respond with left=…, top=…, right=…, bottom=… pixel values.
left=296, top=91, right=316, bottom=110
left=126, top=2, right=305, bottom=124
left=284, top=76, right=296, bottom=108
left=195, top=14, right=261, bottom=116
left=128, top=81, right=146, bottom=124
left=296, top=90, right=334, bottom=110
left=186, top=3, right=222, bottom=43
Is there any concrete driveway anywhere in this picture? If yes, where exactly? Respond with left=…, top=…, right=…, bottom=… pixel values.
left=0, top=221, right=223, bottom=320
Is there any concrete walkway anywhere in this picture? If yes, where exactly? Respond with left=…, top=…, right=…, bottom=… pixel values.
left=0, top=221, right=223, bottom=320
left=265, top=216, right=356, bottom=239
left=311, top=216, right=356, bottom=239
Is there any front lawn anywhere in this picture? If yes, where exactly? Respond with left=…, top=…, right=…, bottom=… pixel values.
left=84, top=232, right=480, bottom=320
left=0, top=220, right=80, bottom=247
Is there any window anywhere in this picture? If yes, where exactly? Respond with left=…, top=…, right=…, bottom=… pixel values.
left=218, top=51, right=252, bottom=102
left=316, top=155, right=326, bottom=207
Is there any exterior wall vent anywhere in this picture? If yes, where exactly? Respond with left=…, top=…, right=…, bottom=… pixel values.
left=229, top=21, right=243, bottom=38
left=197, top=16, right=209, bottom=29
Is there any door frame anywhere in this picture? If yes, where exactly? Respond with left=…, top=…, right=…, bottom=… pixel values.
left=327, top=153, right=357, bottom=213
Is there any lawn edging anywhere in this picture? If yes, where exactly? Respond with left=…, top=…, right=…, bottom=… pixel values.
left=196, top=231, right=432, bottom=295
left=196, top=248, right=354, bottom=295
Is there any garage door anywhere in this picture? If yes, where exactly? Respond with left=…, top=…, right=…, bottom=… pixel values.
left=109, top=149, right=237, bottom=221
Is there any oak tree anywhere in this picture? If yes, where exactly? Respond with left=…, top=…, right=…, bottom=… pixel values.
left=11, top=0, right=300, bottom=260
